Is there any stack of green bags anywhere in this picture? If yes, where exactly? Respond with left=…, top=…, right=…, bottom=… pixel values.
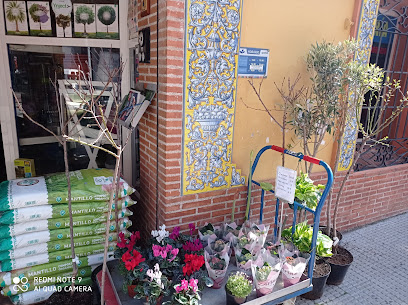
left=0, top=169, right=135, bottom=304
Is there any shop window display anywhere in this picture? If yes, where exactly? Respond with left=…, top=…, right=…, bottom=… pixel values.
left=9, top=45, right=120, bottom=175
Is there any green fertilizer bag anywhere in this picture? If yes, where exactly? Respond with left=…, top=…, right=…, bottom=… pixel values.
left=0, top=218, right=131, bottom=251
left=2, top=267, right=92, bottom=296
left=1, top=243, right=116, bottom=271
left=0, top=232, right=123, bottom=261
left=10, top=277, right=92, bottom=304
left=0, top=168, right=135, bottom=211
left=0, top=208, right=132, bottom=239
left=0, top=196, right=136, bottom=225
left=0, top=251, right=114, bottom=287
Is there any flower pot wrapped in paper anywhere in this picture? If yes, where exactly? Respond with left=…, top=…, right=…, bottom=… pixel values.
left=223, top=222, right=241, bottom=245
left=204, top=249, right=229, bottom=289
left=235, top=247, right=262, bottom=272
left=199, top=223, right=221, bottom=247
left=251, top=249, right=283, bottom=297
left=207, top=236, right=231, bottom=256
left=280, top=243, right=310, bottom=288
left=245, top=223, right=270, bottom=253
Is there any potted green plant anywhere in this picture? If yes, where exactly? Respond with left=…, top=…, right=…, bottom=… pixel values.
left=204, top=251, right=229, bottom=289
left=251, top=249, right=282, bottom=297
left=225, top=271, right=253, bottom=305
left=294, top=173, right=325, bottom=211
left=282, top=222, right=332, bottom=299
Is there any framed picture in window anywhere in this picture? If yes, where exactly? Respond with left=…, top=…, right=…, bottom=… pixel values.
left=141, top=0, right=150, bottom=17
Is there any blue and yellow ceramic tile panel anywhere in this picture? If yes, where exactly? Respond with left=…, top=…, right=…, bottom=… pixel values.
left=338, top=0, right=380, bottom=171
left=182, top=0, right=245, bottom=195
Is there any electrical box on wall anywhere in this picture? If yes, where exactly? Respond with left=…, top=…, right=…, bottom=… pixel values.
left=138, top=27, right=150, bottom=63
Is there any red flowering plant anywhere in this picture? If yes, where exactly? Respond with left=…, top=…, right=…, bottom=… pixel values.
left=173, top=252, right=212, bottom=290
left=114, top=231, right=149, bottom=291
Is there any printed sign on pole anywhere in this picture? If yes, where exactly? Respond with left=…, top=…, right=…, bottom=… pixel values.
left=275, top=166, right=297, bottom=203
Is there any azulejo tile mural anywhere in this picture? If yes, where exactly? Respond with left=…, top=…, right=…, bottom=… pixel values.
left=182, top=0, right=245, bottom=194
left=338, top=0, right=380, bottom=171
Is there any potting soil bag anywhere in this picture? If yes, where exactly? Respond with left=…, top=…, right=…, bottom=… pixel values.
left=0, top=168, right=135, bottom=211
left=0, top=209, right=131, bottom=239
left=9, top=277, right=92, bottom=305
left=0, top=232, right=122, bottom=261
left=0, top=196, right=136, bottom=225
left=0, top=251, right=114, bottom=287
left=0, top=242, right=116, bottom=272
left=251, top=249, right=283, bottom=297
left=2, top=267, right=92, bottom=296
left=0, top=218, right=131, bottom=251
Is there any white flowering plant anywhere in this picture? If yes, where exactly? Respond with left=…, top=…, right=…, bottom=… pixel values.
left=134, top=263, right=171, bottom=305
left=151, top=224, right=170, bottom=245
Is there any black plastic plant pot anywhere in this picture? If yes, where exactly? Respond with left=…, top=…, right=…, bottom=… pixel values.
left=319, top=226, right=343, bottom=241
left=301, top=262, right=331, bottom=300
left=326, top=248, right=353, bottom=286
left=225, top=287, right=247, bottom=305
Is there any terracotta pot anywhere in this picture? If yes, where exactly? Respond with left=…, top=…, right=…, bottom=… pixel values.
left=127, top=284, right=137, bottom=298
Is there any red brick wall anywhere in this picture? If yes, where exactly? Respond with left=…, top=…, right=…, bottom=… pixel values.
left=136, top=0, right=185, bottom=235
left=135, top=0, right=408, bottom=237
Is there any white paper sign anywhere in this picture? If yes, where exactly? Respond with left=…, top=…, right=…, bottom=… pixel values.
left=275, top=166, right=297, bottom=203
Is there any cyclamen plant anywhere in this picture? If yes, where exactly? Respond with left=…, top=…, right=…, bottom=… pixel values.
left=151, top=224, right=170, bottom=244
left=164, top=278, right=201, bottom=305
left=182, top=254, right=205, bottom=276
left=134, top=263, right=171, bottom=305
left=182, top=239, right=203, bottom=253
left=151, top=244, right=180, bottom=277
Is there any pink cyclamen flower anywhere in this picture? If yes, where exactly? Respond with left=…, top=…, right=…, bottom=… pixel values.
left=152, top=245, right=161, bottom=257
left=189, top=278, right=198, bottom=292
left=180, top=279, right=189, bottom=291
left=175, top=285, right=183, bottom=293
left=160, top=250, right=168, bottom=259
left=168, top=248, right=179, bottom=262
left=169, top=226, right=180, bottom=240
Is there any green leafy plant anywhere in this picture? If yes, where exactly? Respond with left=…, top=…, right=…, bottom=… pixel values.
left=5, top=1, right=26, bottom=32
left=295, top=172, right=325, bottom=210
left=97, top=5, right=116, bottom=33
left=236, top=248, right=253, bottom=265
left=282, top=222, right=333, bottom=258
left=226, top=272, right=253, bottom=298
left=255, top=262, right=273, bottom=282
left=75, top=5, right=95, bottom=35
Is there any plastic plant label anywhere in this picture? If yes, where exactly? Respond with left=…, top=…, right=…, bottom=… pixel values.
left=275, top=166, right=297, bottom=203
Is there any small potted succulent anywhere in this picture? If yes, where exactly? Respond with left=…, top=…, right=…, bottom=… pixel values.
left=208, top=237, right=230, bottom=256
left=235, top=248, right=259, bottom=271
left=251, top=249, right=282, bottom=297
left=199, top=223, right=220, bottom=246
left=225, top=272, right=253, bottom=305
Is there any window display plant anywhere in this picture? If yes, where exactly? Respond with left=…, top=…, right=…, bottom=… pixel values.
left=225, top=272, right=253, bottom=305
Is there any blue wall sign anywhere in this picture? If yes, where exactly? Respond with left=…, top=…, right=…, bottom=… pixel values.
left=238, top=47, right=269, bottom=78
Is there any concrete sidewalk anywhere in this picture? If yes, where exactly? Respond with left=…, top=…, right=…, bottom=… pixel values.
left=296, top=212, right=408, bottom=305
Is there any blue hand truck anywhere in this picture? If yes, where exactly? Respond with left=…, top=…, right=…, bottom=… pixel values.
left=246, top=145, right=333, bottom=304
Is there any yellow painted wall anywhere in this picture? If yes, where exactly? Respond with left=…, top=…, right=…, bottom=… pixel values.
left=233, top=0, right=356, bottom=181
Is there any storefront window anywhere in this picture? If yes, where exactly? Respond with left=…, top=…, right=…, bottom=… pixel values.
left=9, top=45, right=120, bottom=175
